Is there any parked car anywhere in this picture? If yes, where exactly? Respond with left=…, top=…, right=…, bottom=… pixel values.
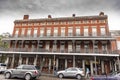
left=56, top=67, right=85, bottom=79
left=0, top=63, right=7, bottom=73
left=90, top=71, right=120, bottom=80
left=4, top=65, right=41, bottom=80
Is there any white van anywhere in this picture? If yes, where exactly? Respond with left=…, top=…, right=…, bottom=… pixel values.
left=0, top=63, right=7, bottom=73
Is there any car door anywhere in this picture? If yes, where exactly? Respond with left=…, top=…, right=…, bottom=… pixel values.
left=69, top=68, right=77, bottom=77
left=63, top=68, right=72, bottom=77
left=12, top=65, right=23, bottom=77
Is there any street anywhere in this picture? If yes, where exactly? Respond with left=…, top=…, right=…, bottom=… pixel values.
left=0, top=74, right=79, bottom=80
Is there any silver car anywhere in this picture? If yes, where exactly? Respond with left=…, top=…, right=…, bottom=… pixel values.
left=56, top=67, right=85, bottom=79
left=0, top=63, right=7, bottom=73
left=4, top=65, right=41, bottom=80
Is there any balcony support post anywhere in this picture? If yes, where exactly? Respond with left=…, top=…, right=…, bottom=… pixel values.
left=65, top=58, right=67, bottom=69
left=82, top=60, right=85, bottom=72
left=34, top=54, right=38, bottom=66
left=56, top=58, right=58, bottom=71
left=73, top=55, right=75, bottom=67
left=48, top=58, right=51, bottom=73
left=90, top=60, right=94, bottom=76
left=94, top=56, right=97, bottom=75
left=101, top=60, right=104, bottom=74
left=53, top=55, right=56, bottom=75
left=18, top=53, right=22, bottom=65
left=11, top=54, right=15, bottom=68
left=117, top=56, right=120, bottom=71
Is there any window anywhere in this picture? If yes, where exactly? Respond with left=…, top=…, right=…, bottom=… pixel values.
left=76, top=27, right=80, bottom=36
left=84, top=27, right=88, bottom=36
left=68, top=27, right=73, bottom=36
left=34, top=23, right=39, bottom=26
left=40, top=28, right=44, bottom=37
left=53, top=43, right=57, bottom=51
left=17, top=65, right=23, bottom=69
left=84, top=44, right=89, bottom=53
left=99, top=20, right=105, bottom=23
left=21, top=28, right=25, bottom=37
left=14, top=28, right=19, bottom=37
left=47, top=28, right=51, bottom=36
left=60, top=42, right=65, bottom=52
left=83, top=20, right=89, bottom=24
left=22, top=66, right=34, bottom=70
left=27, top=28, right=31, bottom=37
left=53, top=22, right=59, bottom=25
left=46, top=42, right=50, bottom=51
left=76, top=42, right=81, bottom=52
left=34, top=28, right=38, bottom=37
left=117, top=41, right=120, bottom=49
left=68, top=21, right=74, bottom=24
left=46, top=22, right=52, bottom=25
left=92, top=27, right=97, bottom=36
left=28, top=23, right=33, bottom=26
left=40, top=22, right=46, bottom=25
left=60, top=21, right=66, bottom=24
left=54, top=28, right=58, bottom=36
left=68, top=42, right=72, bottom=52
left=102, top=44, right=107, bottom=54
left=61, top=27, right=65, bottom=36
left=75, top=21, right=81, bottom=24
left=71, top=68, right=77, bottom=71
left=91, top=20, right=97, bottom=23
left=100, top=26, right=106, bottom=36
left=22, top=23, right=27, bottom=26
left=94, top=44, right=98, bottom=53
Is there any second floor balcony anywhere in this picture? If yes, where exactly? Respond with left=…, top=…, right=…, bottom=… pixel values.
left=0, top=48, right=118, bottom=54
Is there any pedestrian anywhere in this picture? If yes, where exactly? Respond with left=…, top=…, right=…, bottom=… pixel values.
left=85, top=67, right=90, bottom=78
left=54, top=66, right=57, bottom=76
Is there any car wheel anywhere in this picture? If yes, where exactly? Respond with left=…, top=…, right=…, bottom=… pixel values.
left=24, top=74, right=32, bottom=80
left=76, top=74, right=82, bottom=80
left=5, top=72, right=11, bottom=79
left=58, top=73, right=63, bottom=78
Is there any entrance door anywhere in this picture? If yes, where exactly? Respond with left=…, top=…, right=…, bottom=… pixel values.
left=58, top=59, right=65, bottom=70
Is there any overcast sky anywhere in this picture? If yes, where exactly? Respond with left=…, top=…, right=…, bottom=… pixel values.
left=0, top=0, right=120, bottom=34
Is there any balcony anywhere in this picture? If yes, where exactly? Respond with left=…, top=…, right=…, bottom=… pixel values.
left=0, top=48, right=118, bottom=54
left=2, top=33, right=115, bottom=41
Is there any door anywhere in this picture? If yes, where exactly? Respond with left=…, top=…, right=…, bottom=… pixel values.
left=58, top=59, right=65, bottom=70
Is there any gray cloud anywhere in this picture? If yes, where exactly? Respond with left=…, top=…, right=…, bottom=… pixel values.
left=0, top=0, right=120, bottom=16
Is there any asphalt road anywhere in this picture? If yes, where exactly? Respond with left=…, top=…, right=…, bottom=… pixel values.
left=0, top=74, right=78, bottom=80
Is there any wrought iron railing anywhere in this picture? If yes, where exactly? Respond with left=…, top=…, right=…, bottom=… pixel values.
left=10, top=33, right=112, bottom=38
left=0, top=47, right=118, bottom=54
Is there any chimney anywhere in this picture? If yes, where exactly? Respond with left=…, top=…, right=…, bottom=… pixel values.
left=48, top=15, right=52, bottom=18
left=23, top=15, right=29, bottom=20
left=72, top=14, right=75, bottom=17
left=99, top=12, right=104, bottom=16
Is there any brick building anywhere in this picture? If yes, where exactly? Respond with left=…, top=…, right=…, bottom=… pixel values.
left=2, top=12, right=120, bottom=75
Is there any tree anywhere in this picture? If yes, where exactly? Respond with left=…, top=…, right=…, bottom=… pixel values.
left=0, top=34, right=9, bottom=63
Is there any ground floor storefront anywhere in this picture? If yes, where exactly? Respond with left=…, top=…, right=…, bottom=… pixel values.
left=2, top=52, right=120, bottom=76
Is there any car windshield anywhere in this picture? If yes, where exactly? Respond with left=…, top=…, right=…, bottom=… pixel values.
left=35, top=66, right=40, bottom=70
left=108, top=71, right=120, bottom=76
left=79, top=68, right=83, bottom=71
left=1, top=63, right=6, bottom=66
